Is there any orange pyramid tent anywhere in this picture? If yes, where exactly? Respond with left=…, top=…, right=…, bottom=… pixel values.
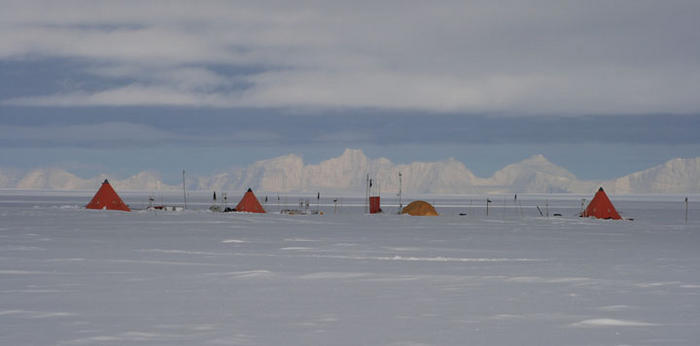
left=581, top=187, right=621, bottom=220
left=86, top=179, right=130, bottom=212
left=235, top=188, right=266, bottom=213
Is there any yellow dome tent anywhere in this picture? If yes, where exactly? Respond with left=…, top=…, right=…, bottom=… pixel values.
left=401, top=201, right=438, bottom=216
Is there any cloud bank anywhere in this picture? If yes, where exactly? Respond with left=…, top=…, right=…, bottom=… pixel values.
left=2, top=0, right=700, bottom=114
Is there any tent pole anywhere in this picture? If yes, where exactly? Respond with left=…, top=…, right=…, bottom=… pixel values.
left=398, top=172, right=403, bottom=213
left=365, top=174, right=369, bottom=214
left=182, top=169, right=187, bottom=210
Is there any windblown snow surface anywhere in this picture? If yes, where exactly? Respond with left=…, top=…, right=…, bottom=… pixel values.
left=1, top=190, right=699, bottom=345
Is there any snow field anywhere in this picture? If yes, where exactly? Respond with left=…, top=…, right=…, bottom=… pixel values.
left=1, top=192, right=699, bottom=345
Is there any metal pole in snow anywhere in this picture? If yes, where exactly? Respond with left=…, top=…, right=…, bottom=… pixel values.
left=365, top=174, right=369, bottom=214
left=182, top=169, right=187, bottom=210
left=398, top=172, right=403, bottom=213
left=685, top=197, right=689, bottom=224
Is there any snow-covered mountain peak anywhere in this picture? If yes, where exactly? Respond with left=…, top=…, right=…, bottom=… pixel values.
left=604, top=157, right=700, bottom=194
left=257, top=153, right=303, bottom=166
left=112, top=170, right=169, bottom=191
left=522, top=154, right=548, bottom=164
left=323, top=148, right=369, bottom=169
left=16, top=168, right=87, bottom=190
left=3, top=150, right=700, bottom=194
left=493, top=155, right=575, bottom=179
left=486, top=155, right=584, bottom=193
left=339, top=148, right=367, bottom=161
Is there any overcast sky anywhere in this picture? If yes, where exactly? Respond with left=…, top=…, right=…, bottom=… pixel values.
left=1, top=1, right=699, bottom=182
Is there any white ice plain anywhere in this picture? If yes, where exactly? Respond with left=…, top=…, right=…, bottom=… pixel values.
left=1, top=191, right=699, bottom=345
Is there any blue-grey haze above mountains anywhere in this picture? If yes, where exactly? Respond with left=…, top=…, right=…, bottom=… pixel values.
left=1, top=1, right=699, bottom=184
left=1, top=113, right=699, bottom=182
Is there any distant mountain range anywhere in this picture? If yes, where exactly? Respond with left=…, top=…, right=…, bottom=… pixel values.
left=1, top=149, right=699, bottom=194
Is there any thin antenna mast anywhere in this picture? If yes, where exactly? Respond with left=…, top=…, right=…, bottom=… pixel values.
left=365, top=174, right=370, bottom=214
left=182, top=169, right=187, bottom=210
left=398, top=172, right=403, bottom=213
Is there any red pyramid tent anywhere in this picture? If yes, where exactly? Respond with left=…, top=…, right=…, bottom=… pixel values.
left=235, top=188, right=266, bottom=213
left=86, top=179, right=130, bottom=211
left=581, top=187, right=621, bottom=220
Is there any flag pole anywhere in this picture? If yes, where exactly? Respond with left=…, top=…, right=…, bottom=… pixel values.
left=182, top=169, right=187, bottom=210
left=365, top=174, right=369, bottom=214
left=398, top=172, right=403, bottom=213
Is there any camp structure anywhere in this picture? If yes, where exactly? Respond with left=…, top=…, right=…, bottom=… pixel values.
left=401, top=200, right=438, bottom=216
left=234, top=188, right=266, bottom=213
left=364, top=175, right=382, bottom=214
left=581, top=187, right=622, bottom=220
left=369, top=196, right=382, bottom=214
left=86, top=179, right=130, bottom=212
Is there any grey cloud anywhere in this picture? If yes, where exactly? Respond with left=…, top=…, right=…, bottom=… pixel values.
left=0, top=122, right=177, bottom=144
left=86, top=65, right=232, bottom=90
left=4, top=86, right=227, bottom=107
left=0, top=122, right=282, bottom=148
left=1, top=1, right=700, bottom=114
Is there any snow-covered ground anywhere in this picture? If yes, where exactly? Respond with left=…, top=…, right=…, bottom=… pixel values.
left=1, top=191, right=699, bottom=345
